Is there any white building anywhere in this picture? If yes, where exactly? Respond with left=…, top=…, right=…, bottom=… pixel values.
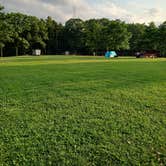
left=32, top=49, right=41, bottom=56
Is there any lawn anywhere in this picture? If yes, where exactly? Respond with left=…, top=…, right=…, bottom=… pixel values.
left=0, top=56, right=166, bottom=165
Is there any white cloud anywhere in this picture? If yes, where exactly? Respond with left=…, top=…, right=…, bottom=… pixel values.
left=0, top=0, right=166, bottom=24
left=129, top=8, right=165, bottom=24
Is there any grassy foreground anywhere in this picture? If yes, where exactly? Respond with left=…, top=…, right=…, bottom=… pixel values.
left=0, top=56, right=166, bottom=165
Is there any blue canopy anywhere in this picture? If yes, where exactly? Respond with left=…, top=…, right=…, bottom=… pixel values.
left=105, top=51, right=117, bottom=58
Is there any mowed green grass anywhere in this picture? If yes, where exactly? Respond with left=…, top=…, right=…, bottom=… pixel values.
left=0, top=56, right=166, bottom=165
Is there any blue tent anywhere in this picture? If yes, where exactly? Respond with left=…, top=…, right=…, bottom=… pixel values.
left=105, top=51, right=117, bottom=58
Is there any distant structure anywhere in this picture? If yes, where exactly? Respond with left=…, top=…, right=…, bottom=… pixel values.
left=72, top=5, right=76, bottom=18
left=105, top=51, right=117, bottom=58
left=72, top=0, right=77, bottom=18
left=32, top=49, right=41, bottom=56
left=136, top=51, right=159, bottom=58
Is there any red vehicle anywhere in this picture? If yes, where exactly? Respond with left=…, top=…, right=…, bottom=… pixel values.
left=136, top=51, right=159, bottom=58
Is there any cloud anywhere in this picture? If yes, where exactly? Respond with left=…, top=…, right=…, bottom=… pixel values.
left=0, top=0, right=166, bottom=24
left=125, top=1, right=166, bottom=24
left=130, top=8, right=165, bottom=24
left=146, top=8, right=161, bottom=17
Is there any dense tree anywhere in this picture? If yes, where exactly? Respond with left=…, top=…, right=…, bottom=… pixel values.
left=64, top=18, right=85, bottom=54
left=1, top=3, right=166, bottom=57
left=142, top=22, right=158, bottom=51
left=0, top=6, right=5, bottom=57
left=102, top=19, right=131, bottom=51
left=158, top=22, right=166, bottom=56
left=85, top=19, right=103, bottom=55
left=85, top=19, right=131, bottom=55
left=0, top=4, right=4, bottom=11
left=4, top=13, right=48, bottom=56
left=46, top=16, right=64, bottom=54
left=0, top=5, right=12, bottom=57
left=127, top=23, right=146, bottom=51
left=28, top=17, right=48, bottom=52
left=5, top=13, right=30, bottom=56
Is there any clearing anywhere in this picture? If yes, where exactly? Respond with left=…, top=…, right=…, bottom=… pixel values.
left=0, top=56, right=166, bottom=165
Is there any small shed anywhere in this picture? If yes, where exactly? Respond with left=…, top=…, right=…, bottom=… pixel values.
left=65, top=51, right=70, bottom=55
left=32, top=49, right=41, bottom=56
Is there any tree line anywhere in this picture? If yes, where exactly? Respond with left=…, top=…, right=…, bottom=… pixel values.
left=0, top=4, right=166, bottom=57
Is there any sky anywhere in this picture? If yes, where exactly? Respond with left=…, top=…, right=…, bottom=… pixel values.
left=1, top=0, right=166, bottom=24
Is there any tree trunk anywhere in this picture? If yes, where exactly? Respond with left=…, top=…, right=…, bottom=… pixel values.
left=16, top=47, right=18, bottom=56
left=0, top=47, right=3, bottom=57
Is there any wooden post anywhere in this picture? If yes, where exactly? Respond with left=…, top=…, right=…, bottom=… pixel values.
left=16, top=47, right=18, bottom=56
left=0, top=47, right=3, bottom=57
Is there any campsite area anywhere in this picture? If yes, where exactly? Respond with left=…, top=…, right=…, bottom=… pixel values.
left=0, top=56, right=166, bottom=165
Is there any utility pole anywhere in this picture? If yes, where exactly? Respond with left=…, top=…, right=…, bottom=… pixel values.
left=72, top=0, right=77, bottom=18
left=73, top=6, right=76, bottom=18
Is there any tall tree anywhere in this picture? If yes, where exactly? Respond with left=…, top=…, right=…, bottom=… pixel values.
left=142, top=22, right=158, bottom=51
left=0, top=5, right=12, bottom=57
left=0, top=4, right=4, bottom=11
left=6, top=13, right=30, bottom=56
left=5, top=13, right=48, bottom=56
left=64, top=18, right=85, bottom=54
left=102, top=19, right=131, bottom=51
left=0, top=5, right=5, bottom=57
left=28, top=17, right=48, bottom=54
left=84, top=19, right=103, bottom=54
left=158, top=22, right=166, bottom=56
left=127, top=23, right=146, bottom=51
left=85, top=19, right=131, bottom=55
left=46, top=16, right=64, bottom=54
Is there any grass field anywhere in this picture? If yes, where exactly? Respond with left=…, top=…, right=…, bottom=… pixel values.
left=0, top=56, right=166, bottom=165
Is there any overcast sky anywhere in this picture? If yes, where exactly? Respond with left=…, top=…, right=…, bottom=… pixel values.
left=1, top=0, right=166, bottom=24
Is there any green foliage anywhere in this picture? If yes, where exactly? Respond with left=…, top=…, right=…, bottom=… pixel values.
left=1, top=3, right=166, bottom=56
left=127, top=23, right=146, bottom=51
left=84, top=19, right=131, bottom=54
left=85, top=19, right=103, bottom=52
left=64, top=18, right=85, bottom=52
left=46, top=16, right=64, bottom=53
left=142, top=22, right=159, bottom=51
left=102, top=20, right=131, bottom=50
left=0, top=4, right=4, bottom=11
left=158, top=22, right=166, bottom=57
left=5, top=13, right=48, bottom=55
left=0, top=56, right=166, bottom=165
left=128, top=22, right=159, bottom=52
left=0, top=10, right=12, bottom=56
